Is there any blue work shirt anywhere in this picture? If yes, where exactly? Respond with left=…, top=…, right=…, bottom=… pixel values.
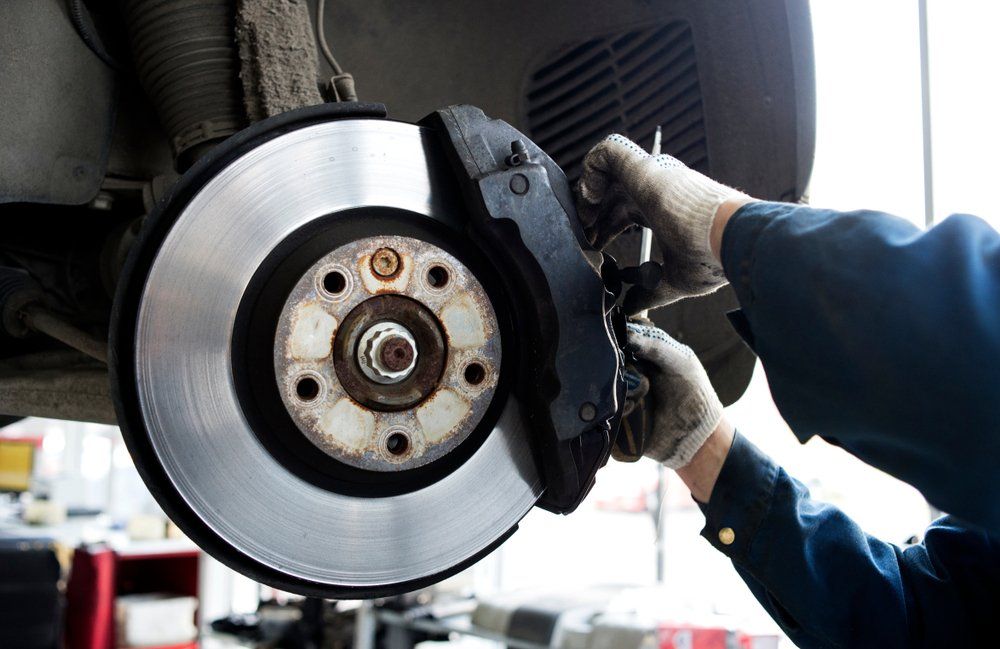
left=702, top=202, right=1000, bottom=647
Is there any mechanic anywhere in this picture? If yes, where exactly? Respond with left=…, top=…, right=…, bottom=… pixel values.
left=577, top=134, right=999, bottom=648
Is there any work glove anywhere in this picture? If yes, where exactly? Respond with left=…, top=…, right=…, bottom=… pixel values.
left=626, top=321, right=723, bottom=469
left=577, top=134, right=749, bottom=313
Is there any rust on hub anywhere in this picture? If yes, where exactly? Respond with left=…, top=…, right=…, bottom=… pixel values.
left=274, top=234, right=502, bottom=472
left=333, top=294, right=447, bottom=411
left=380, top=336, right=415, bottom=372
left=371, top=247, right=401, bottom=278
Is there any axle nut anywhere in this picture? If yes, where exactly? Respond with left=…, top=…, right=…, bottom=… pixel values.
left=357, top=322, right=419, bottom=384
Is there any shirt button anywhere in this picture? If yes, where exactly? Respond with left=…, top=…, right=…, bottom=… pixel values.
left=718, top=527, right=735, bottom=546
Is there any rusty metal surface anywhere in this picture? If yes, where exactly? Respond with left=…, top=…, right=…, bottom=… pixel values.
left=274, top=235, right=501, bottom=472
left=370, top=247, right=401, bottom=278
left=378, top=334, right=415, bottom=373
left=333, top=294, right=446, bottom=407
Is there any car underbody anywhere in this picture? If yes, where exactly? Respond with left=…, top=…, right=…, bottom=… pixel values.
left=0, top=0, right=814, bottom=595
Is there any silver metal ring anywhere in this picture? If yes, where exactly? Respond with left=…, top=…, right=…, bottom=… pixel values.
left=134, top=120, right=541, bottom=587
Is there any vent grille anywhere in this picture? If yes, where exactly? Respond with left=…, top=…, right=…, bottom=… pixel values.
left=525, top=21, right=707, bottom=182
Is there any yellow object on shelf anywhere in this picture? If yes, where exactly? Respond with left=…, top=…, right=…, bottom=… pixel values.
left=0, top=439, right=33, bottom=492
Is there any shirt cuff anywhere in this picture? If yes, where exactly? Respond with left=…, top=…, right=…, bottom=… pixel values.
left=697, top=431, right=780, bottom=563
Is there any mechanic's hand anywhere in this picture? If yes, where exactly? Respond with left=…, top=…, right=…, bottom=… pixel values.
left=577, top=134, right=750, bottom=313
left=627, top=321, right=723, bottom=469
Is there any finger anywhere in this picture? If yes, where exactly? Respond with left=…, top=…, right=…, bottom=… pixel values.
left=590, top=199, right=639, bottom=249
left=623, top=282, right=685, bottom=315
left=651, top=152, right=688, bottom=170
left=626, top=322, right=700, bottom=377
left=578, top=185, right=639, bottom=248
left=628, top=314, right=654, bottom=327
left=574, top=184, right=604, bottom=231
left=626, top=322, right=673, bottom=362
left=576, top=178, right=629, bottom=230
left=578, top=134, right=649, bottom=205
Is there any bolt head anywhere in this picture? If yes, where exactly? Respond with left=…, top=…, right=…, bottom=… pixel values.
left=371, top=248, right=401, bottom=277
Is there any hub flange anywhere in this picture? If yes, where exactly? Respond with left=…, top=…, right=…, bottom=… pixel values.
left=273, top=234, right=502, bottom=471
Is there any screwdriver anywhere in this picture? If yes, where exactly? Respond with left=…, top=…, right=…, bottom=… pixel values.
left=636, top=125, right=662, bottom=320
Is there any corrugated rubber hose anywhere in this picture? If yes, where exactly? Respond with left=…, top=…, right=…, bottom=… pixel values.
left=122, top=0, right=247, bottom=169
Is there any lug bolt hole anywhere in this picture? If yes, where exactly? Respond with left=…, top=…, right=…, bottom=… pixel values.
left=464, top=362, right=486, bottom=386
left=386, top=432, right=410, bottom=456
left=427, top=265, right=449, bottom=288
left=323, top=271, right=347, bottom=295
left=296, top=376, right=320, bottom=401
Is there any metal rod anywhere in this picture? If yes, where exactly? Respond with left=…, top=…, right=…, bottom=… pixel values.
left=354, top=600, right=376, bottom=649
left=641, top=125, right=668, bottom=584
left=20, top=305, right=108, bottom=363
left=650, top=126, right=663, bottom=157
left=654, top=470, right=666, bottom=583
left=637, top=126, right=662, bottom=321
left=918, top=0, right=935, bottom=227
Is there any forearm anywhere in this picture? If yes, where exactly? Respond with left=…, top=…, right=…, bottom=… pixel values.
left=704, top=435, right=906, bottom=648
left=692, top=431, right=997, bottom=648
left=675, top=418, right=733, bottom=503
left=709, top=197, right=753, bottom=262
left=715, top=202, right=1000, bottom=533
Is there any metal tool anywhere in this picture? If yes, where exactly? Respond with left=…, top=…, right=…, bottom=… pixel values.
left=110, top=103, right=626, bottom=597
left=637, top=126, right=662, bottom=319
left=644, top=126, right=669, bottom=583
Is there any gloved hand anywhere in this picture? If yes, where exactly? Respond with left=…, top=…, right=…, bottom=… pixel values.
left=577, top=134, right=750, bottom=313
left=627, top=321, right=723, bottom=469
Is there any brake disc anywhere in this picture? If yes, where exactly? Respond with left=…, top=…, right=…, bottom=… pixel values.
left=111, top=103, right=623, bottom=597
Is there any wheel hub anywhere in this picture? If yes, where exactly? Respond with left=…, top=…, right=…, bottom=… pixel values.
left=273, top=234, right=501, bottom=471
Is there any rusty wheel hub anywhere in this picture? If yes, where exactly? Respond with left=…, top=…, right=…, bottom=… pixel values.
left=274, top=235, right=501, bottom=471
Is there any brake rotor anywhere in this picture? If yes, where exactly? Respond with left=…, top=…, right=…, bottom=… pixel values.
left=111, top=105, right=542, bottom=596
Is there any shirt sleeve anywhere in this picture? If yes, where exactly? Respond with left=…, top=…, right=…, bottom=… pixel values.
left=700, top=432, right=998, bottom=649
left=720, top=202, right=1000, bottom=533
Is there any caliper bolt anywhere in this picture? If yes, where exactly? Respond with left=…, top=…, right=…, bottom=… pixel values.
left=371, top=247, right=401, bottom=277
left=379, top=336, right=415, bottom=373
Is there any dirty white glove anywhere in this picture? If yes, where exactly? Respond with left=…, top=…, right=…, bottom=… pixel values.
left=578, top=134, right=749, bottom=312
left=627, top=322, right=723, bottom=469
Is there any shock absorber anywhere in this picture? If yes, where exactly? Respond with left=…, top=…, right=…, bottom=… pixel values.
left=121, top=0, right=246, bottom=169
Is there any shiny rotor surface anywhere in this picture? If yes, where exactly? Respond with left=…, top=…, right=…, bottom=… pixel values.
left=133, top=120, right=542, bottom=587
